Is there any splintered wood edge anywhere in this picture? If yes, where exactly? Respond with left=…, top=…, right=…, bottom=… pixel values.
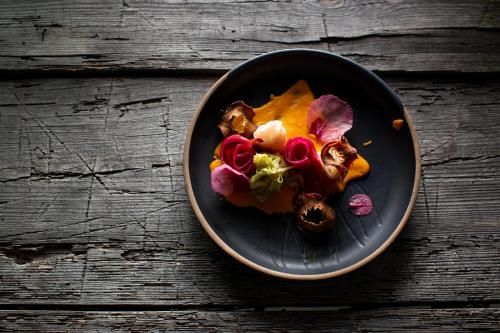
left=183, top=73, right=421, bottom=281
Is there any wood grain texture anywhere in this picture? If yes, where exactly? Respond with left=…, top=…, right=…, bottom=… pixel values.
left=1, top=1, right=499, bottom=330
left=0, top=77, right=499, bottom=306
left=1, top=308, right=499, bottom=332
left=0, top=0, right=499, bottom=73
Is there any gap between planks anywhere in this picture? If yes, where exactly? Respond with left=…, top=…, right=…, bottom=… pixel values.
left=0, top=300, right=498, bottom=313
left=1, top=69, right=500, bottom=81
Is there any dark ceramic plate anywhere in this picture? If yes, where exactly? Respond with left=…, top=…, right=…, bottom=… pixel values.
left=184, top=49, right=420, bottom=280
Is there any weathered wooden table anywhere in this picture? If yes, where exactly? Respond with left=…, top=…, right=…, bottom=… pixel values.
left=0, top=1, right=499, bottom=331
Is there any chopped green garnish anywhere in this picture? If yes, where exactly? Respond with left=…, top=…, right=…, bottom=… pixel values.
left=250, top=153, right=290, bottom=202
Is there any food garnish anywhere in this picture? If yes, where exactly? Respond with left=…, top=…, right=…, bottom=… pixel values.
left=307, top=94, right=353, bottom=144
left=210, top=80, right=371, bottom=232
left=363, top=140, right=373, bottom=147
left=220, top=134, right=259, bottom=176
left=295, top=193, right=335, bottom=232
left=211, top=164, right=249, bottom=197
left=284, top=136, right=327, bottom=195
left=284, top=136, right=318, bottom=169
left=392, top=118, right=404, bottom=131
left=349, top=194, right=373, bottom=216
left=253, top=120, right=287, bottom=152
left=250, top=153, right=289, bottom=202
left=218, top=101, right=257, bottom=138
left=321, top=137, right=358, bottom=181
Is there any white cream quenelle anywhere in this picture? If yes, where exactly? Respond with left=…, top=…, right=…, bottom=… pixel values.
left=253, top=120, right=287, bottom=152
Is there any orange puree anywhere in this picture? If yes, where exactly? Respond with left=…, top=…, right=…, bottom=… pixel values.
left=213, top=80, right=370, bottom=213
left=253, top=80, right=323, bottom=151
left=226, top=185, right=296, bottom=214
left=335, top=154, right=370, bottom=193
left=209, top=143, right=223, bottom=172
left=210, top=159, right=222, bottom=172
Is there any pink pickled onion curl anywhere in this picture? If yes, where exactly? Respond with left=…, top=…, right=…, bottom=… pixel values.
left=284, top=136, right=328, bottom=194
left=220, top=134, right=258, bottom=176
left=284, top=136, right=317, bottom=169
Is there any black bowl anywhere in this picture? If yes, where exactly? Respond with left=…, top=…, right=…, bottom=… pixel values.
left=184, top=49, right=420, bottom=279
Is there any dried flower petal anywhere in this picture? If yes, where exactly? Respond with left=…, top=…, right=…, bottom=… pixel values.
left=211, top=164, right=249, bottom=197
left=307, top=95, right=353, bottom=143
left=349, top=194, right=373, bottom=216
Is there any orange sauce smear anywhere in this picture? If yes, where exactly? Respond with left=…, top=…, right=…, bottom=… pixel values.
left=214, top=80, right=370, bottom=214
left=226, top=185, right=296, bottom=214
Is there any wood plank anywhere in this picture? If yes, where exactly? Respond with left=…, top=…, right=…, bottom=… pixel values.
left=1, top=229, right=498, bottom=305
left=0, top=0, right=499, bottom=73
left=0, top=77, right=499, bottom=306
left=1, top=308, right=499, bottom=332
left=0, top=77, right=498, bottom=179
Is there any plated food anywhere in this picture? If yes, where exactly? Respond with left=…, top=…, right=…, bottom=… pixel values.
left=184, top=49, right=420, bottom=279
left=210, top=80, right=371, bottom=232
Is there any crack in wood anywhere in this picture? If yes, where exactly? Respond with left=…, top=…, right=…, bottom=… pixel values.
left=79, top=176, right=94, bottom=300
left=0, top=167, right=148, bottom=183
left=423, top=154, right=500, bottom=167
left=121, top=0, right=156, bottom=27
left=113, top=97, right=168, bottom=109
left=103, top=79, right=114, bottom=131
left=5, top=87, right=112, bottom=193
left=160, top=103, right=175, bottom=196
left=120, top=247, right=172, bottom=261
left=0, top=300, right=498, bottom=312
left=0, top=243, right=77, bottom=265
left=0, top=102, right=56, bottom=107
left=421, top=134, right=457, bottom=158
left=420, top=169, right=433, bottom=225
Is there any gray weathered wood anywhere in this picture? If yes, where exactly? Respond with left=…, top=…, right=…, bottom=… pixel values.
left=0, top=0, right=499, bottom=73
left=1, top=1, right=499, bottom=330
left=1, top=308, right=499, bottom=332
left=0, top=77, right=499, bottom=306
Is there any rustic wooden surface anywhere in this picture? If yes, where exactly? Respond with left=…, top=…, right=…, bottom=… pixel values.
left=1, top=308, right=499, bottom=332
left=0, top=0, right=499, bottom=332
left=0, top=0, right=499, bottom=73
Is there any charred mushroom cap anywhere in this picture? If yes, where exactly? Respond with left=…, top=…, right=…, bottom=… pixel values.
left=295, top=193, right=336, bottom=233
left=320, top=136, right=358, bottom=181
left=218, top=101, right=257, bottom=138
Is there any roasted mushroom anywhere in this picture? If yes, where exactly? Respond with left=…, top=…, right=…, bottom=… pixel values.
left=320, top=136, right=358, bottom=181
left=218, top=101, right=257, bottom=138
left=295, top=193, right=335, bottom=233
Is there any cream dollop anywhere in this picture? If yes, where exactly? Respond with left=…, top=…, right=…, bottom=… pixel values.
left=253, top=120, right=287, bottom=152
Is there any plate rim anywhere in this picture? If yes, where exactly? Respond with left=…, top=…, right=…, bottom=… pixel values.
left=183, top=49, right=421, bottom=280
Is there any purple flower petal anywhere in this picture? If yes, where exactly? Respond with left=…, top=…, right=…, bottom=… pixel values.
left=211, top=164, right=249, bottom=197
left=307, top=95, right=353, bottom=144
left=349, top=194, right=373, bottom=216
